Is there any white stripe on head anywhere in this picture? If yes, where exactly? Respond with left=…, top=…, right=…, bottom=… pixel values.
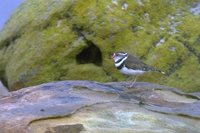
left=115, top=55, right=128, bottom=67
left=117, top=52, right=128, bottom=56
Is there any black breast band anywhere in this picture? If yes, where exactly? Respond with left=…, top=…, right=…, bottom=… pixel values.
left=117, top=61, right=124, bottom=70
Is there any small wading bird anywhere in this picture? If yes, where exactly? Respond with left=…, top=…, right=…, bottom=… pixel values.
left=112, top=51, right=165, bottom=87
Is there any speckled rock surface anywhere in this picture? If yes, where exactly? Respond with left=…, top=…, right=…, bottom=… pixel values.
left=0, top=0, right=200, bottom=91
left=0, top=80, right=200, bottom=133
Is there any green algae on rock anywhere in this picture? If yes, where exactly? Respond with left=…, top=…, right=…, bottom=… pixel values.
left=0, top=0, right=200, bottom=91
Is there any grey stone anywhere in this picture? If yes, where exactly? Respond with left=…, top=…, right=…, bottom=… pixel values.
left=0, top=81, right=200, bottom=133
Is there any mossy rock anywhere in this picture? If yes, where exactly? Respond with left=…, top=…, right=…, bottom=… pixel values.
left=0, top=0, right=200, bottom=92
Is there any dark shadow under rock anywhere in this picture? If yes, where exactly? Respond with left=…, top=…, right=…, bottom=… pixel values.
left=76, top=42, right=102, bottom=66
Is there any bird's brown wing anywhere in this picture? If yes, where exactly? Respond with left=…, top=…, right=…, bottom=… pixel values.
left=124, top=55, right=155, bottom=71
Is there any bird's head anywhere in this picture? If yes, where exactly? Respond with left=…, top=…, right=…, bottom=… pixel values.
left=112, top=51, right=128, bottom=62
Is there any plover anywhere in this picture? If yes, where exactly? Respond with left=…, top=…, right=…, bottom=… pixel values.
left=112, top=51, right=165, bottom=87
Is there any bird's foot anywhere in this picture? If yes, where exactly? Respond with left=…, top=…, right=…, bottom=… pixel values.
left=129, top=81, right=136, bottom=88
left=128, top=75, right=138, bottom=88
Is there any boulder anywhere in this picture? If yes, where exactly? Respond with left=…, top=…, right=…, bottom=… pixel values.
left=0, top=80, right=200, bottom=133
left=0, top=81, right=10, bottom=98
left=0, top=0, right=200, bottom=91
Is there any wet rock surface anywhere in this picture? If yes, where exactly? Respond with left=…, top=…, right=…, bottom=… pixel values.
left=0, top=0, right=200, bottom=92
left=0, top=80, right=200, bottom=133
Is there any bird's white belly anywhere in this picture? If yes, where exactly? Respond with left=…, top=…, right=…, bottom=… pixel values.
left=120, top=67, right=145, bottom=75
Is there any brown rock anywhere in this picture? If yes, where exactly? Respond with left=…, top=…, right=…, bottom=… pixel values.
left=45, top=124, right=84, bottom=133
